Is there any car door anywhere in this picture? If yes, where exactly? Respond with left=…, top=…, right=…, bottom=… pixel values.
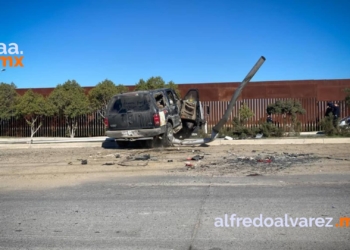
left=180, top=89, right=200, bottom=123
left=175, top=89, right=204, bottom=138
left=165, top=89, right=181, bottom=127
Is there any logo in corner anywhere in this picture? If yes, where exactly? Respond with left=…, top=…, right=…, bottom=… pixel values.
left=0, top=43, right=24, bottom=67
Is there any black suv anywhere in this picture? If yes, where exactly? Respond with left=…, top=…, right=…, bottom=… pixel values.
left=104, top=88, right=206, bottom=148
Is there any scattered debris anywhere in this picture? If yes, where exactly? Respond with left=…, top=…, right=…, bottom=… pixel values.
left=134, top=154, right=150, bottom=161
left=68, top=162, right=72, bottom=165
left=247, top=173, right=262, bottom=176
left=81, top=160, right=87, bottom=165
left=115, top=154, right=120, bottom=158
left=179, top=151, right=321, bottom=175
left=191, top=155, right=204, bottom=161
left=103, top=154, right=116, bottom=157
left=224, top=136, right=233, bottom=140
left=118, top=161, right=148, bottom=167
left=168, top=160, right=173, bottom=162
left=257, top=159, right=272, bottom=163
left=255, top=133, right=263, bottom=139
left=186, top=162, right=195, bottom=170
left=103, top=162, right=115, bottom=165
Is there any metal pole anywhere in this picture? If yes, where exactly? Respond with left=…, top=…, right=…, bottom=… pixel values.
left=172, top=56, right=266, bottom=145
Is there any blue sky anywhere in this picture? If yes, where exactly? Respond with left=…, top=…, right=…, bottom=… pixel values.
left=1, top=0, right=350, bottom=88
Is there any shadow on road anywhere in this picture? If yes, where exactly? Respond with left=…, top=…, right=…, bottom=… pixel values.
left=101, top=138, right=118, bottom=149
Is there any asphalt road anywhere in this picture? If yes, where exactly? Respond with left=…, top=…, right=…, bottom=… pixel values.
left=1, top=174, right=350, bottom=250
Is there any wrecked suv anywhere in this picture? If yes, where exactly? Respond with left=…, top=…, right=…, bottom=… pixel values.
left=104, top=88, right=206, bottom=148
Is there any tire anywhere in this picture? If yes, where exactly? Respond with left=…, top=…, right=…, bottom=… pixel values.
left=116, top=141, right=129, bottom=148
left=161, top=122, right=174, bottom=147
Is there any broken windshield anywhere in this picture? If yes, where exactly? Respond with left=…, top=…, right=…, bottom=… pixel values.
left=111, top=94, right=150, bottom=113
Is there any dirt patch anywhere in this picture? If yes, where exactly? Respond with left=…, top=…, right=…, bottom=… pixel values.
left=0, top=144, right=349, bottom=191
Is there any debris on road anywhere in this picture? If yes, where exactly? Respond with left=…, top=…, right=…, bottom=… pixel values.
left=191, top=155, right=204, bottom=161
left=255, top=133, right=263, bottom=139
left=103, top=162, right=115, bottom=165
left=247, top=173, right=262, bottom=176
left=134, top=154, right=151, bottom=161
left=185, top=150, right=323, bottom=176
left=117, top=153, right=152, bottom=166
left=81, top=160, right=87, bottom=165
left=257, top=159, right=272, bottom=163
left=224, top=136, right=233, bottom=140
left=168, top=160, right=173, bottom=162
left=1, top=144, right=350, bottom=191
left=186, top=161, right=195, bottom=170
left=118, top=160, right=149, bottom=167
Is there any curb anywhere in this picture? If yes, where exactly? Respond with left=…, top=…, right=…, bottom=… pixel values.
left=207, top=138, right=350, bottom=145
left=0, top=138, right=349, bottom=149
left=0, top=142, right=105, bottom=149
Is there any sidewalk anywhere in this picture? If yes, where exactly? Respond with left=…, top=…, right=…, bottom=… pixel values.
left=0, top=136, right=109, bottom=144
left=0, top=133, right=349, bottom=149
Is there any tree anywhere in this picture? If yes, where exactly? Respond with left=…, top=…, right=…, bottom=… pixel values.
left=167, top=80, right=181, bottom=98
left=0, top=82, right=18, bottom=122
left=135, top=76, right=181, bottom=97
left=88, top=79, right=128, bottom=118
left=16, top=89, right=53, bottom=139
left=238, top=103, right=254, bottom=124
left=229, top=103, right=255, bottom=139
left=267, top=99, right=306, bottom=132
left=48, top=80, right=89, bottom=138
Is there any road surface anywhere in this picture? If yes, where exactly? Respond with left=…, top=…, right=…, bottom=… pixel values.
left=1, top=174, right=349, bottom=250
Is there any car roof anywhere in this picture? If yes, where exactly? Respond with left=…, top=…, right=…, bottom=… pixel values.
left=115, top=88, right=172, bottom=96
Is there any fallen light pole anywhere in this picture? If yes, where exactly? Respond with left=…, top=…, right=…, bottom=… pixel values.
left=172, top=56, right=266, bottom=145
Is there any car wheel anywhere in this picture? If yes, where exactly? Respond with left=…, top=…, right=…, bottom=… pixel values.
left=161, top=122, right=174, bottom=147
left=116, top=141, right=129, bottom=148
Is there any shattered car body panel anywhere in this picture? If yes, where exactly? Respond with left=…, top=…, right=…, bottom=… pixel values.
left=339, top=116, right=350, bottom=128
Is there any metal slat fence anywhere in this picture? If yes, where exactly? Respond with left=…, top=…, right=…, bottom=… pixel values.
left=202, top=98, right=349, bottom=132
left=1, top=99, right=349, bottom=137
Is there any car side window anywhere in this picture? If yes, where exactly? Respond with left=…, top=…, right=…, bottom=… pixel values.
left=154, top=93, right=166, bottom=109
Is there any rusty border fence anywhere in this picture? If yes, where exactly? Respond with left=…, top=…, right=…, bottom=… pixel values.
left=202, top=99, right=349, bottom=132
left=0, top=99, right=349, bottom=137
